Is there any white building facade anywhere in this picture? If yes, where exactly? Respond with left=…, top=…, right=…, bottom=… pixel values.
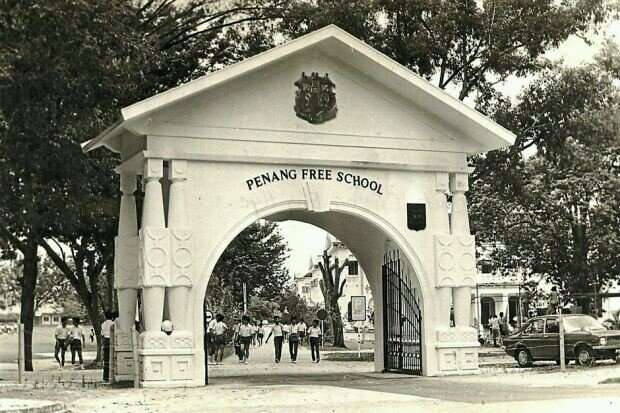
left=294, top=237, right=374, bottom=321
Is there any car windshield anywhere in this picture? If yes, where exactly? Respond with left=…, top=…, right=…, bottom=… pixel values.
left=563, top=316, right=605, bottom=333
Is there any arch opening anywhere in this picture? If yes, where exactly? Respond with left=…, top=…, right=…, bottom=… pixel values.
left=195, top=204, right=429, bottom=384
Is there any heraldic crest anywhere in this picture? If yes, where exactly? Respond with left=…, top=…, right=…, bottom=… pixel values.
left=294, top=72, right=337, bottom=124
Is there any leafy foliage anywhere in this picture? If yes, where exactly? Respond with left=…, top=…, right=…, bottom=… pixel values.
left=205, top=221, right=290, bottom=316
left=470, top=54, right=620, bottom=309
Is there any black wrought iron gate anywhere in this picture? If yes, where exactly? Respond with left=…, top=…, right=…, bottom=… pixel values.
left=382, top=251, right=422, bottom=375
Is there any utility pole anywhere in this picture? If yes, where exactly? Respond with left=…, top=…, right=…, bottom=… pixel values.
left=559, top=300, right=566, bottom=371
left=243, top=282, right=247, bottom=315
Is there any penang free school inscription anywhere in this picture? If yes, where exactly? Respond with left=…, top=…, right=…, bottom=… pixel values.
left=245, top=168, right=384, bottom=195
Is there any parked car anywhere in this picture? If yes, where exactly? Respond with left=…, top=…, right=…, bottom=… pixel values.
left=503, top=314, right=620, bottom=367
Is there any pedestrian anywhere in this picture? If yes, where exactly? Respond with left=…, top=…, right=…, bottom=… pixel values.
left=265, top=316, right=284, bottom=363
left=207, top=315, right=217, bottom=365
left=251, top=321, right=258, bottom=347
left=69, top=317, right=85, bottom=369
left=54, top=316, right=69, bottom=369
left=213, top=314, right=227, bottom=364
left=547, top=286, right=559, bottom=315
left=297, top=318, right=307, bottom=345
left=101, top=311, right=115, bottom=382
left=257, top=322, right=265, bottom=346
left=308, top=319, right=322, bottom=363
left=237, top=315, right=253, bottom=364
left=288, top=316, right=300, bottom=363
left=282, top=321, right=290, bottom=342
left=499, top=312, right=509, bottom=338
left=489, top=315, right=501, bottom=347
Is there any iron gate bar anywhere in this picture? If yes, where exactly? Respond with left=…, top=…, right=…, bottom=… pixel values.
left=382, top=250, right=422, bottom=375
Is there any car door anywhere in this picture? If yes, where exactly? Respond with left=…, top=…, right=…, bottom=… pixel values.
left=543, top=317, right=560, bottom=360
left=520, top=318, right=545, bottom=359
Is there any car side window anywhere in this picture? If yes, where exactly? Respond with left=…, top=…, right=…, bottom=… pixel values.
left=545, top=318, right=559, bottom=334
left=523, top=319, right=544, bottom=335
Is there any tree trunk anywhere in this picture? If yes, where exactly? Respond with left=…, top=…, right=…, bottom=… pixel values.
left=328, top=296, right=345, bottom=347
left=79, top=286, right=103, bottom=364
left=105, top=255, right=115, bottom=312
left=19, top=240, right=38, bottom=372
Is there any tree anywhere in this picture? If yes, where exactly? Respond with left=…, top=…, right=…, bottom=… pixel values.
left=470, top=57, right=620, bottom=310
left=206, top=221, right=290, bottom=316
left=276, top=0, right=612, bottom=101
left=0, top=256, right=74, bottom=313
left=318, top=249, right=348, bottom=347
left=0, top=0, right=289, bottom=368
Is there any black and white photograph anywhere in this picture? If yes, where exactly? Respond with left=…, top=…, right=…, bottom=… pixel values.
left=1, top=1, right=620, bottom=412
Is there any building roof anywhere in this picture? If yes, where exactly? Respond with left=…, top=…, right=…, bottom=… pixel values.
left=83, top=25, right=515, bottom=154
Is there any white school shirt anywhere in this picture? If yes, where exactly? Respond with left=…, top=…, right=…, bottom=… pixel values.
left=296, top=322, right=307, bottom=333
left=208, top=318, right=217, bottom=333
left=308, top=326, right=321, bottom=338
left=282, top=324, right=291, bottom=333
left=271, top=324, right=283, bottom=337
left=213, top=321, right=227, bottom=335
left=55, top=325, right=68, bottom=340
left=69, top=326, right=83, bottom=340
left=290, top=323, right=303, bottom=334
left=101, top=319, right=114, bottom=338
left=238, top=323, right=253, bottom=337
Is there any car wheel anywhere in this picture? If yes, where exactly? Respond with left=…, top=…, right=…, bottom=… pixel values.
left=576, top=346, right=594, bottom=366
left=516, top=348, right=532, bottom=368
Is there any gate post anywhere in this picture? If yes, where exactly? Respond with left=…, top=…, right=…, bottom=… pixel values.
left=433, top=172, right=479, bottom=375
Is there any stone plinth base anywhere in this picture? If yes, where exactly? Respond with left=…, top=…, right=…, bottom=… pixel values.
left=138, top=330, right=197, bottom=388
left=435, top=327, right=480, bottom=374
left=114, top=330, right=135, bottom=382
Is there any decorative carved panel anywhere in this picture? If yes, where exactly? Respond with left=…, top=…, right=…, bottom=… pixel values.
left=434, top=234, right=476, bottom=287
left=171, top=357, right=193, bottom=380
left=139, top=227, right=170, bottom=287
left=170, top=228, right=193, bottom=286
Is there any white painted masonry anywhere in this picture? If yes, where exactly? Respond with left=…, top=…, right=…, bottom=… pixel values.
left=85, top=25, right=514, bottom=388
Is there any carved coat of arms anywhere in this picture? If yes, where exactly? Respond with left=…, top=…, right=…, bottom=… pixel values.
left=294, top=72, right=337, bottom=124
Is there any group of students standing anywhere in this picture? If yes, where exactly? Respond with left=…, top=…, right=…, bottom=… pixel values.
left=53, top=311, right=116, bottom=382
left=53, top=316, right=87, bottom=369
left=206, top=314, right=323, bottom=365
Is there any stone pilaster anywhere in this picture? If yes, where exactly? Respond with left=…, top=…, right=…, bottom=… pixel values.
left=139, top=158, right=169, bottom=333
left=167, top=160, right=193, bottom=333
left=432, top=172, right=452, bottom=328
left=114, top=173, right=139, bottom=382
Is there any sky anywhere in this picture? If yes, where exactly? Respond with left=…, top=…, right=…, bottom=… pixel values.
left=278, top=19, right=620, bottom=279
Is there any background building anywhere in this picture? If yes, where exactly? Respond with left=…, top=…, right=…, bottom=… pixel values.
left=294, top=236, right=374, bottom=326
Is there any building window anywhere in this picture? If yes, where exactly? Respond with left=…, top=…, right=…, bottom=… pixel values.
left=348, top=261, right=359, bottom=275
left=302, top=286, right=310, bottom=294
left=311, top=279, right=318, bottom=287
left=480, top=260, right=494, bottom=274
left=52, top=316, right=60, bottom=324
left=42, top=316, right=50, bottom=324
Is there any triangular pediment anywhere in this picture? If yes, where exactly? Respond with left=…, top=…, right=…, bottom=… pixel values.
left=84, top=25, right=514, bottom=157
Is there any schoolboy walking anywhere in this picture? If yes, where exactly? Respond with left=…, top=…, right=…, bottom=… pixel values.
left=213, top=314, right=228, bottom=364
left=69, top=318, right=85, bottom=369
left=54, top=317, right=69, bottom=369
left=101, top=311, right=115, bottom=381
left=308, top=319, right=322, bottom=363
left=237, top=315, right=253, bottom=364
left=288, top=316, right=300, bottom=363
left=265, top=316, right=284, bottom=363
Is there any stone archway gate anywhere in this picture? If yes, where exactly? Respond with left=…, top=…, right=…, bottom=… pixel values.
left=84, top=25, right=514, bottom=388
